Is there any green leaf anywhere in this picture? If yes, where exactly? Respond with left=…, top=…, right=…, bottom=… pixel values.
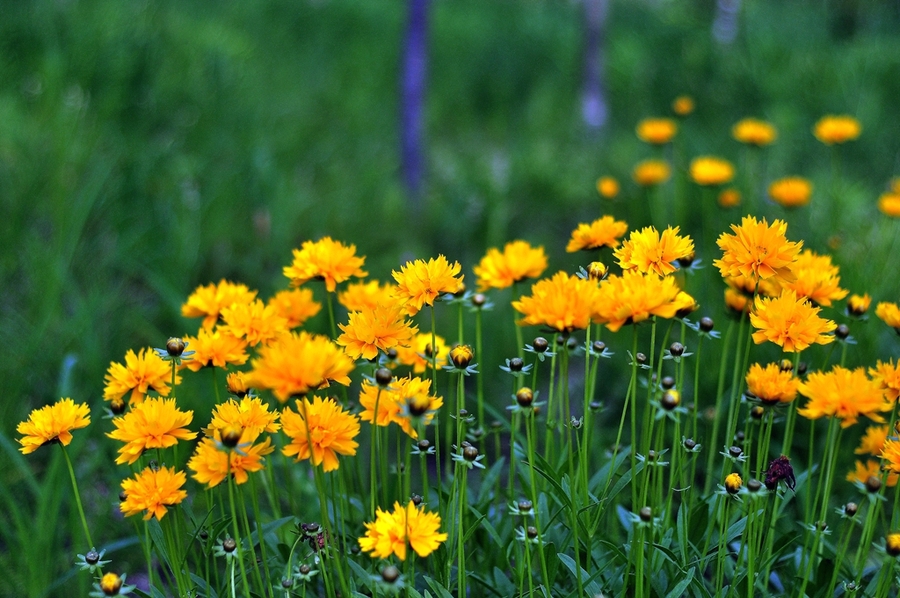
left=476, top=457, right=506, bottom=506
left=557, top=552, right=603, bottom=598
left=665, top=566, right=695, bottom=598
left=189, top=573, right=219, bottom=598
left=424, top=575, right=454, bottom=598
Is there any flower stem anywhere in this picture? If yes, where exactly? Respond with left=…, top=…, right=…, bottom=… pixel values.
left=60, top=443, right=93, bottom=549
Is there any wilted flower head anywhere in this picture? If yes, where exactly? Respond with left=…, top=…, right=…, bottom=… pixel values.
left=813, top=115, right=861, bottom=145
left=473, top=241, right=548, bottom=291
left=283, top=237, right=367, bottom=292
left=732, top=118, right=777, bottom=146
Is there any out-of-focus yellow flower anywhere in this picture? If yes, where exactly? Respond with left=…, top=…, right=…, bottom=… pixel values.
left=750, top=289, right=836, bottom=353
left=672, top=95, right=694, bottom=116
left=392, top=255, right=464, bottom=316
left=732, top=118, right=777, bottom=146
left=690, top=156, right=735, bottom=186
left=876, top=302, right=900, bottom=329
left=636, top=118, right=677, bottom=145
left=107, top=397, right=197, bottom=465
left=797, top=365, right=889, bottom=428
left=104, top=348, right=179, bottom=405
left=632, top=159, right=671, bottom=187
left=769, top=177, right=813, bottom=208
left=359, top=500, right=448, bottom=560
left=182, top=280, right=257, bottom=329
left=283, top=237, right=368, bottom=292
left=724, top=473, right=743, bottom=494
left=856, top=425, right=889, bottom=456
left=473, top=241, right=547, bottom=291
left=724, top=288, right=752, bottom=315
left=17, top=398, right=91, bottom=454
left=337, top=303, right=418, bottom=361
left=267, top=288, right=321, bottom=329
left=782, top=250, right=847, bottom=307
left=718, top=188, right=741, bottom=208
left=847, top=460, right=897, bottom=487
left=870, top=359, right=900, bottom=403
left=395, top=333, right=449, bottom=373
left=281, top=396, right=360, bottom=472
left=247, top=332, right=353, bottom=402
left=813, top=115, right=861, bottom=145
left=614, top=225, right=694, bottom=277
left=180, top=328, right=248, bottom=372
left=714, top=216, right=802, bottom=282
left=594, top=270, right=694, bottom=332
left=566, top=216, right=628, bottom=253
left=596, top=176, right=620, bottom=199
left=880, top=439, right=900, bottom=478
left=745, top=363, right=799, bottom=405
left=120, top=466, right=187, bottom=520
left=847, top=293, right=871, bottom=317
left=513, top=271, right=602, bottom=332
left=338, top=280, right=398, bottom=313
left=878, top=192, right=900, bottom=218
left=359, top=376, right=442, bottom=439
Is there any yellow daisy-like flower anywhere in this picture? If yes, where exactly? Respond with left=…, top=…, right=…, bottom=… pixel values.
left=220, top=299, right=288, bottom=347
left=718, top=188, right=741, bottom=208
left=797, top=365, right=890, bottom=428
left=180, top=328, right=248, bottom=372
left=182, top=280, right=258, bottom=329
left=17, top=398, right=91, bottom=454
left=594, top=270, right=694, bottom=332
left=473, top=241, right=548, bottom=291
left=513, top=271, right=602, bottom=333
left=359, top=500, right=448, bottom=560
left=283, top=237, right=368, bottom=292
left=725, top=274, right=780, bottom=298
left=187, top=432, right=274, bottom=487
left=247, top=331, right=354, bottom=402
left=672, top=95, right=694, bottom=116
left=847, top=293, right=871, bottom=317
left=338, top=280, right=398, bottom=313
left=267, top=288, right=321, bottom=329
left=226, top=371, right=250, bottom=397
left=395, top=333, right=450, bottom=373
left=813, top=115, right=861, bottom=145
left=724, top=288, right=752, bottom=315
left=337, top=303, right=419, bottom=361
left=847, top=459, right=897, bottom=487
left=205, top=396, right=281, bottom=438
left=768, top=177, right=812, bottom=208
left=878, top=192, right=900, bottom=218
left=596, top=176, right=620, bottom=199
left=103, top=348, right=179, bottom=405
left=745, top=363, right=799, bottom=405
left=782, top=249, right=847, bottom=307
left=358, top=376, right=442, bottom=439
left=724, top=472, right=743, bottom=494
left=714, top=216, right=803, bottom=282
left=732, top=118, right=777, bottom=146
left=856, top=425, right=890, bottom=456
left=749, top=289, right=836, bottom=353
left=632, top=159, right=671, bottom=187
left=876, top=302, right=900, bottom=329
left=281, top=396, right=360, bottom=472
left=690, top=156, right=735, bottom=186
left=880, top=439, right=900, bottom=475
left=870, top=359, right=900, bottom=403
left=392, top=255, right=464, bottom=316
left=566, top=216, right=628, bottom=253
left=613, top=225, right=694, bottom=277
left=120, top=466, right=187, bottom=520
left=636, top=118, right=677, bottom=145
left=107, top=397, right=197, bottom=465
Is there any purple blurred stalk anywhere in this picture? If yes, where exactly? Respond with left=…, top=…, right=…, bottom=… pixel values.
left=582, top=0, right=608, bottom=130
left=401, top=0, right=430, bottom=207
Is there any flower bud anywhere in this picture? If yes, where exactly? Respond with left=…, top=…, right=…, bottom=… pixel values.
left=887, top=533, right=900, bottom=557
left=463, top=446, right=479, bottom=462
left=223, top=538, right=237, bottom=553
left=526, top=526, right=538, bottom=539
left=450, top=345, right=474, bottom=368
left=385, top=348, right=398, bottom=360
left=683, top=438, right=696, bottom=451
left=220, top=425, right=243, bottom=449
left=518, top=500, right=533, bottom=513
left=110, top=398, right=126, bottom=415
left=85, top=550, right=100, bottom=565
left=508, top=357, right=524, bottom=372
left=166, top=337, right=186, bottom=357
left=636, top=353, right=647, bottom=364
left=639, top=506, right=653, bottom=522
left=835, top=324, right=850, bottom=340
left=866, top=475, right=882, bottom=493
left=411, top=494, right=423, bottom=506
left=281, top=578, right=294, bottom=589
left=747, top=479, right=761, bottom=493
left=375, top=368, right=393, bottom=386
left=750, top=406, right=765, bottom=420
left=728, top=446, right=743, bottom=459
left=381, top=565, right=401, bottom=584
left=844, top=502, right=858, bottom=517
left=669, top=342, right=684, bottom=357
left=472, top=293, right=487, bottom=307
left=592, top=341, right=606, bottom=354
left=661, top=376, right=675, bottom=390
left=587, top=262, right=608, bottom=281
left=699, top=317, right=714, bottom=332
left=417, top=439, right=431, bottom=452
left=724, top=473, right=743, bottom=494
left=779, top=359, right=793, bottom=372
left=516, top=388, right=534, bottom=408
left=677, top=252, right=695, bottom=268
left=99, top=573, right=123, bottom=596
left=532, top=337, right=549, bottom=353
left=660, top=389, right=680, bottom=411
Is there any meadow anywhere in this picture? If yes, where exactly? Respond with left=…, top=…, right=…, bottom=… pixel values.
left=4, top=1, right=900, bottom=596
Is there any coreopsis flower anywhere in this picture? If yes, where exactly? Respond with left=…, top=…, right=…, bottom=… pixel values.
left=870, top=359, right=900, bottom=402
left=847, top=460, right=897, bottom=487
left=632, top=159, right=671, bottom=186
left=847, top=293, right=871, bottom=317
left=392, top=255, right=464, bottom=316
left=769, top=177, right=813, bottom=208
left=182, top=280, right=258, bottom=329
left=566, top=216, right=628, bottom=252
left=226, top=372, right=250, bottom=397
left=782, top=250, right=847, bottom=307
left=718, top=188, right=741, bottom=208
left=732, top=118, right=777, bottom=146
left=206, top=396, right=281, bottom=438
left=613, top=225, right=694, bottom=277
left=876, top=302, right=900, bottom=329
left=281, top=396, right=360, bottom=472
left=267, top=288, right=321, bottom=329
left=797, top=366, right=890, bottom=428
left=17, top=398, right=91, bottom=454
left=636, top=118, right=677, bottom=145
left=725, top=273, right=780, bottom=298
left=359, top=376, right=442, bottom=438
left=813, top=115, right=861, bottom=145
left=880, top=439, right=900, bottom=475
left=878, top=192, right=900, bottom=218
left=220, top=299, right=288, bottom=347
left=473, top=241, right=548, bottom=291
left=714, top=216, right=802, bottom=282
left=247, top=332, right=354, bottom=402
left=395, top=333, right=449, bottom=373
left=596, top=176, right=620, bottom=199
left=856, top=426, right=889, bottom=456
left=180, top=328, right=248, bottom=372
left=107, top=397, right=197, bottom=465
left=120, top=466, right=187, bottom=520
left=750, top=289, right=836, bottom=352
left=745, top=363, right=799, bottom=405
left=724, top=472, right=743, bottom=494
left=724, top=288, right=751, bottom=315
left=337, top=303, right=418, bottom=361
left=594, top=270, right=695, bottom=332
left=513, top=271, right=602, bottom=332
left=104, top=348, right=179, bottom=404
left=338, top=280, right=397, bottom=312
left=672, top=95, right=694, bottom=116
left=283, top=237, right=367, bottom=292
left=690, top=156, right=735, bottom=186
left=188, top=432, right=274, bottom=487
left=358, top=500, right=448, bottom=560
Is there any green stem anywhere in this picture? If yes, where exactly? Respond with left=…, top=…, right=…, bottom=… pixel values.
left=227, top=457, right=253, bottom=598
left=705, top=319, right=736, bottom=495
left=60, top=444, right=93, bottom=549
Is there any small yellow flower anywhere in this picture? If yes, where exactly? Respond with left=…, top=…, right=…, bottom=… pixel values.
left=220, top=299, right=287, bottom=347
left=267, top=288, right=321, bottom=329
left=359, top=376, right=442, bottom=438
left=594, top=270, right=694, bottom=332
left=750, top=289, right=836, bottom=353
left=281, top=396, right=360, bottom=472
left=107, top=397, right=197, bottom=465
left=724, top=288, right=751, bottom=315
left=876, top=302, right=900, bottom=329
left=392, top=255, right=465, bottom=316
left=596, top=176, right=620, bottom=199
left=732, top=118, right=777, bottom=146
left=636, top=118, right=677, bottom=145
left=870, top=359, right=900, bottom=403
left=359, top=500, right=448, bottom=560
left=797, top=365, right=890, bottom=428
left=103, top=348, right=179, bottom=405
left=714, top=215, right=802, bottom=282
left=566, top=216, right=628, bottom=253
left=473, top=241, right=548, bottom=291
left=769, top=177, right=813, bottom=208
left=745, top=363, right=799, bottom=405
left=513, top=271, right=602, bottom=332
left=449, top=344, right=474, bottom=369
left=99, top=572, right=124, bottom=596
left=180, top=328, right=248, bottom=372
left=17, top=398, right=91, bottom=454
left=690, top=156, right=735, bottom=186
left=283, top=237, right=368, bottom=292
left=188, top=433, right=274, bottom=487
left=847, top=293, right=871, bottom=317
left=632, top=159, right=671, bottom=187
left=182, top=280, right=257, bottom=329
left=613, top=225, right=694, bottom=277
left=120, top=466, right=187, bottom=520
left=338, top=280, right=398, bottom=313
left=337, top=303, right=419, bottom=361
left=813, top=115, right=861, bottom=145
left=878, top=192, right=900, bottom=218
left=782, top=249, right=847, bottom=307
left=886, top=533, right=900, bottom=556
left=718, top=188, right=741, bottom=208
left=395, top=333, right=449, bottom=373
left=846, top=460, right=897, bottom=487
left=724, top=473, right=743, bottom=494
left=672, top=95, right=694, bottom=116
left=206, top=396, right=281, bottom=439
left=855, top=426, right=889, bottom=456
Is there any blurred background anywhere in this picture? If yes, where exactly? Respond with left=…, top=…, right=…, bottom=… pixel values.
left=3, top=0, right=900, bottom=593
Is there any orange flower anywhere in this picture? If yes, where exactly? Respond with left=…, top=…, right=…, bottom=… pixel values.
left=672, top=95, right=694, bottom=116
left=813, top=115, right=861, bottom=145
left=690, top=156, right=734, bottom=186
left=392, top=255, right=464, bottom=316
left=120, top=466, right=187, bottom=520
left=856, top=426, right=890, bottom=456
left=714, top=216, right=802, bottom=282
left=724, top=288, right=752, bottom=315
left=613, top=225, right=694, bottom=277
left=182, top=280, right=257, bottom=329
left=880, top=439, right=900, bottom=476
left=876, top=302, right=900, bottom=329
left=636, top=118, right=677, bottom=145
left=283, top=237, right=367, bottom=292
left=632, top=159, right=671, bottom=186
left=870, top=359, right=900, bottom=403
left=337, top=303, right=418, bottom=361
left=745, top=363, right=799, bottom=405
left=566, top=216, right=628, bottom=252
left=103, top=348, right=179, bottom=404
left=847, top=459, right=897, bottom=487
left=220, top=299, right=286, bottom=347
left=180, top=328, right=248, bottom=372
left=107, top=397, right=197, bottom=465
left=338, top=280, right=398, bottom=312
left=205, top=396, right=281, bottom=439
left=281, top=396, right=360, bottom=472
left=797, top=365, right=889, bottom=428
left=267, top=288, right=321, bottom=329
left=768, top=177, right=812, bottom=208
left=512, top=271, right=602, bottom=332
left=878, top=192, right=900, bottom=218
left=594, top=270, right=694, bottom=332
left=188, top=432, right=274, bottom=487
left=359, top=500, right=448, bottom=560
left=358, top=376, right=442, bottom=438
left=395, top=333, right=449, bottom=373
left=782, top=250, right=847, bottom=307
left=750, top=289, right=836, bottom=352
left=596, top=176, right=620, bottom=199
left=474, top=241, right=547, bottom=291
left=718, top=188, right=741, bottom=208
left=732, top=118, right=777, bottom=146
left=847, top=293, right=871, bottom=317
left=17, top=398, right=91, bottom=454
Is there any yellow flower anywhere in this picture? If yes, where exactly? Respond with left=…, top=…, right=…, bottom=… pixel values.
left=283, top=237, right=368, bottom=292
left=847, top=459, right=897, bottom=487
left=887, top=533, right=900, bottom=556
left=392, top=255, right=464, bottom=316
left=474, top=241, right=548, bottom=291
left=103, top=348, right=179, bottom=405
left=797, top=365, right=890, bottom=428
left=750, top=289, right=836, bottom=352
left=267, top=288, right=321, bottom=329
left=120, top=466, right=187, bottom=520
left=17, top=398, right=90, bottom=454
left=813, top=115, right=861, bottom=145
left=359, top=500, right=448, bottom=560
left=613, top=225, right=694, bottom=277
left=247, top=332, right=354, bottom=402
left=782, top=249, right=847, bottom=307
left=768, top=177, right=812, bottom=208
left=690, top=156, right=735, bottom=186
left=594, top=270, right=694, bottom=332
left=395, top=333, right=449, bottom=373
left=732, top=118, right=777, bottom=146
left=187, top=432, right=274, bottom=487
left=856, top=426, right=889, bottom=456
left=745, top=363, right=799, bottom=405
left=876, top=302, right=900, bottom=329
left=724, top=472, right=743, bottom=494
left=632, top=159, right=671, bottom=186
left=107, top=397, right=197, bottom=465
left=636, top=118, right=677, bottom=145
left=182, top=280, right=257, bottom=329
left=449, top=344, right=474, bottom=369
left=281, top=396, right=360, bottom=472
left=226, top=372, right=250, bottom=397
left=337, top=303, right=418, bottom=361
left=878, top=192, right=900, bottom=218
left=513, top=271, right=602, bottom=332
left=714, top=216, right=802, bottom=282
left=672, top=95, right=694, bottom=116
left=99, top=572, right=124, bottom=595
left=358, top=376, right=442, bottom=438
left=180, top=328, right=248, bottom=372
left=847, top=293, right=871, bottom=317
left=880, top=439, right=900, bottom=476
left=206, top=396, right=281, bottom=439
left=220, top=299, right=288, bottom=347
left=596, top=176, right=620, bottom=199
left=870, top=359, right=900, bottom=403
left=718, top=188, right=741, bottom=208
left=338, top=280, right=398, bottom=312
left=724, top=288, right=752, bottom=315
left=566, top=216, right=628, bottom=253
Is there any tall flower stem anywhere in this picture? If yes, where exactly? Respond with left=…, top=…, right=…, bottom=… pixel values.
left=475, top=307, right=485, bottom=430
left=60, top=444, right=93, bottom=550
left=512, top=283, right=524, bottom=360
left=370, top=387, right=384, bottom=518
left=524, top=410, right=550, bottom=589
left=456, top=462, right=468, bottom=598
left=560, top=346, right=584, bottom=598
left=227, top=457, right=253, bottom=598
left=720, top=312, right=752, bottom=483
left=714, top=495, right=732, bottom=592
left=705, top=319, right=736, bottom=494
left=248, top=476, right=274, bottom=598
